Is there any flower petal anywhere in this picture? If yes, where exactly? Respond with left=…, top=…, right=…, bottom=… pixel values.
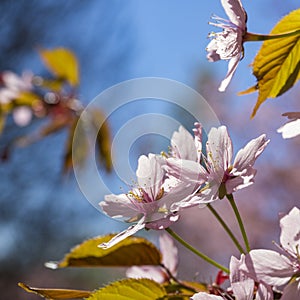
left=99, top=194, right=138, bottom=220
left=126, top=266, right=167, bottom=284
left=206, top=125, right=233, bottom=178
left=206, top=39, right=221, bottom=62
left=171, top=125, right=197, bottom=161
left=233, top=134, right=269, bottom=173
left=281, top=279, right=300, bottom=300
left=98, top=216, right=146, bottom=249
left=279, top=206, right=300, bottom=256
left=277, top=119, right=300, bottom=139
left=191, top=292, right=223, bottom=300
left=242, top=249, right=294, bottom=287
left=166, top=158, right=207, bottom=183
left=221, top=0, right=246, bottom=28
left=230, top=255, right=254, bottom=300
left=218, top=54, right=241, bottom=92
left=255, top=282, right=274, bottom=300
left=225, top=175, right=253, bottom=195
left=160, top=234, right=178, bottom=276
left=145, top=213, right=179, bottom=230
left=193, top=122, right=203, bottom=162
left=136, top=154, right=165, bottom=201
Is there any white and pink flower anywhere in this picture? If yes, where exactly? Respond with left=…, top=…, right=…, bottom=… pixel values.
left=241, top=207, right=300, bottom=300
left=206, top=0, right=247, bottom=91
left=99, top=154, right=196, bottom=249
left=167, top=123, right=269, bottom=207
left=192, top=254, right=272, bottom=299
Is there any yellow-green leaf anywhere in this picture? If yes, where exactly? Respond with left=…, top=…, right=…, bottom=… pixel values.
left=89, top=109, right=112, bottom=172
left=39, top=47, right=79, bottom=86
left=37, top=78, right=66, bottom=92
left=86, top=278, right=166, bottom=300
left=14, top=91, right=41, bottom=106
left=248, top=9, right=300, bottom=117
left=0, top=113, right=6, bottom=135
left=18, top=283, right=91, bottom=299
left=63, top=117, right=89, bottom=174
left=237, top=85, right=257, bottom=95
left=45, top=235, right=162, bottom=268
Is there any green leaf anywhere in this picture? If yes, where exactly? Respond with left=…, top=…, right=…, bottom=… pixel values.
left=39, top=47, right=79, bottom=86
left=45, top=235, right=162, bottom=268
left=18, top=283, right=91, bottom=299
left=245, top=9, right=300, bottom=117
left=86, top=278, right=166, bottom=300
left=89, top=108, right=112, bottom=172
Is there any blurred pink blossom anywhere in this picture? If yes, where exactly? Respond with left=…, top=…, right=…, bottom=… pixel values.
left=206, top=0, right=247, bottom=92
left=12, top=106, right=32, bottom=127
left=0, top=71, right=34, bottom=126
left=1, top=71, right=33, bottom=91
left=126, top=233, right=178, bottom=283
left=0, top=71, right=33, bottom=103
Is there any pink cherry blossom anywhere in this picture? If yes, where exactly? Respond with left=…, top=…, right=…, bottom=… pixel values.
left=99, top=154, right=195, bottom=249
left=241, top=207, right=300, bottom=300
left=167, top=123, right=269, bottom=206
left=230, top=255, right=273, bottom=300
left=277, top=112, right=300, bottom=139
left=192, top=254, right=272, bottom=300
left=126, top=233, right=178, bottom=283
left=207, top=0, right=247, bottom=91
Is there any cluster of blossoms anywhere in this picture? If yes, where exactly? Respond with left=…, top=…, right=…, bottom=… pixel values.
left=0, top=71, right=34, bottom=127
left=192, top=206, right=300, bottom=299
left=99, top=122, right=269, bottom=248
left=99, top=122, right=299, bottom=299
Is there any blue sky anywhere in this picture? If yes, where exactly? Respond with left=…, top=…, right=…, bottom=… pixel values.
left=127, top=1, right=299, bottom=89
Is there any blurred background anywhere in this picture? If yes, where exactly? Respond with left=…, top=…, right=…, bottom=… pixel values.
left=1, top=1, right=300, bottom=298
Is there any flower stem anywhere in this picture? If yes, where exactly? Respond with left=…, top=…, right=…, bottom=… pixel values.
left=226, top=194, right=250, bottom=252
left=161, top=264, right=198, bottom=294
left=207, top=203, right=246, bottom=254
left=244, top=29, right=300, bottom=42
left=165, top=227, right=229, bottom=274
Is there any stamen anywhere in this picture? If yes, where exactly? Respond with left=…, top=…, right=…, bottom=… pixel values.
left=128, top=190, right=143, bottom=202
left=156, top=187, right=164, bottom=200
